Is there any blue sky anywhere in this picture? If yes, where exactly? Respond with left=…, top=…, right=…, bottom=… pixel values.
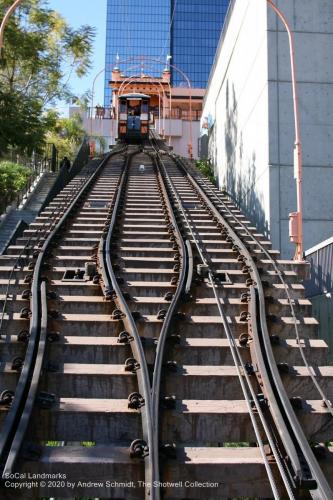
left=47, top=0, right=107, bottom=113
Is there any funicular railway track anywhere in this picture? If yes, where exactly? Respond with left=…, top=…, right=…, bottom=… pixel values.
left=0, top=141, right=332, bottom=499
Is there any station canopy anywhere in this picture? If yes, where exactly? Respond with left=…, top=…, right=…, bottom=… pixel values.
left=120, top=93, right=150, bottom=100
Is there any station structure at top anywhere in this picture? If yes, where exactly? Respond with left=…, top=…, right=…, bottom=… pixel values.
left=103, top=0, right=230, bottom=104
left=70, top=0, right=333, bottom=262
left=72, top=0, right=230, bottom=159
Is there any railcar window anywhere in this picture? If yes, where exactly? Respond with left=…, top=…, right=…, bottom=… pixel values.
left=141, top=101, right=149, bottom=113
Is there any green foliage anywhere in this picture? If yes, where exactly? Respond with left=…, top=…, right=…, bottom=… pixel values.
left=0, top=0, right=95, bottom=102
left=0, top=0, right=95, bottom=155
left=195, top=159, right=216, bottom=184
left=72, top=90, right=93, bottom=111
left=0, top=90, right=55, bottom=155
left=46, top=112, right=85, bottom=160
left=0, top=161, right=32, bottom=211
left=96, top=135, right=107, bottom=154
left=89, top=134, right=107, bottom=155
left=0, top=160, right=31, bottom=193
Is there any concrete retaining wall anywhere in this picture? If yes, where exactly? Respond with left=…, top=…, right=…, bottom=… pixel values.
left=203, top=0, right=333, bottom=257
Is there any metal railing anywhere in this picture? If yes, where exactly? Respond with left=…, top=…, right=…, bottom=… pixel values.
left=0, top=143, right=58, bottom=171
left=162, top=108, right=201, bottom=121
left=0, top=148, right=117, bottom=478
left=39, top=139, right=90, bottom=213
left=0, top=143, right=58, bottom=215
left=86, top=106, right=114, bottom=120
left=85, top=106, right=202, bottom=122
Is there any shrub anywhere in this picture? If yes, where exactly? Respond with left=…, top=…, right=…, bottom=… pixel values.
left=195, top=159, right=216, bottom=184
left=0, top=161, right=32, bottom=211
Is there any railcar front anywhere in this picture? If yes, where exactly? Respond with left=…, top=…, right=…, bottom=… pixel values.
left=118, top=93, right=150, bottom=143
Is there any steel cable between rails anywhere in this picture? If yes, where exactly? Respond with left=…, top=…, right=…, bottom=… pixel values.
left=98, top=149, right=156, bottom=500
left=189, top=169, right=333, bottom=418
left=148, top=153, right=187, bottom=500
left=152, top=146, right=290, bottom=499
left=175, top=158, right=333, bottom=498
left=2, top=280, right=48, bottom=477
left=0, top=150, right=123, bottom=474
left=0, top=175, right=89, bottom=340
left=0, top=148, right=125, bottom=340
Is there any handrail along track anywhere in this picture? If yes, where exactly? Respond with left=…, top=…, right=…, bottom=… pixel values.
left=0, top=147, right=125, bottom=477
left=0, top=177, right=95, bottom=342
left=148, top=138, right=333, bottom=499
left=189, top=169, right=333, bottom=417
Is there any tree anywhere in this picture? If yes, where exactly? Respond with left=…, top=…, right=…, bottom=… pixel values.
left=0, top=0, right=95, bottom=154
left=46, top=112, right=86, bottom=161
left=0, top=89, right=56, bottom=154
left=0, top=161, right=32, bottom=212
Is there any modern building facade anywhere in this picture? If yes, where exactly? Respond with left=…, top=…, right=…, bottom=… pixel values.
left=104, top=0, right=170, bottom=106
left=171, top=0, right=229, bottom=88
left=104, top=0, right=229, bottom=105
left=202, top=0, right=333, bottom=258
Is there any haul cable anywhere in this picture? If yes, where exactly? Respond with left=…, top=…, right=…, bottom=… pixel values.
left=148, top=150, right=189, bottom=500
left=98, top=148, right=157, bottom=500
left=0, top=149, right=124, bottom=477
left=151, top=143, right=288, bottom=499
left=171, top=153, right=333, bottom=498
left=192, top=174, right=333, bottom=418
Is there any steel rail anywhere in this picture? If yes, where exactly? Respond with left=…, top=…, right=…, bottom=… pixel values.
left=209, top=276, right=285, bottom=499
left=197, top=178, right=333, bottom=418
left=0, top=179, right=84, bottom=340
left=150, top=145, right=286, bottom=498
left=165, top=155, right=298, bottom=494
left=0, top=149, right=110, bottom=336
left=0, top=182, right=91, bottom=465
left=180, top=162, right=313, bottom=489
left=0, top=150, right=122, bottom=476
left=2, top=280, right=47, bottom=476
left=184, top=240, right=193, bottom=295
left=249, top=288, right=332, bottom=500
left=173, top=155, right=333, bottom=498
left=98, top=149, right=156, bottom=500
left=147, top=149, right=189, bottom=499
